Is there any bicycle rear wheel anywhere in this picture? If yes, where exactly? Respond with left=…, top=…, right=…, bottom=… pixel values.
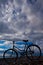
left=26, top=44, right=41, bottom=60
left=3, top=49, right=18, bottom=64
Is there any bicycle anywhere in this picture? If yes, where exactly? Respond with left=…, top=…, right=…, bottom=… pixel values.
left=3, top=40, right=41, bottom=65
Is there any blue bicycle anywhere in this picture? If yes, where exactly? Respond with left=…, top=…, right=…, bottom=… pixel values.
left=3, top=40, right=41, bottom=64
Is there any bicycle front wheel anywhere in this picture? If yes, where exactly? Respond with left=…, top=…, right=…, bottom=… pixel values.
left=26, top=44, right=41, bottom=60
left=3, top=49, right=18, bottom=64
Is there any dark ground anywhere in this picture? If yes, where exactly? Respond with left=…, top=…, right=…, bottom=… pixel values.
left=0, top=57, right=43, bottom=65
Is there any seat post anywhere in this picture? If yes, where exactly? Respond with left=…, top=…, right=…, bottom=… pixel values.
left=23, top=40, right=28, bottom=50
left=13, top=41, right=15, bottom=49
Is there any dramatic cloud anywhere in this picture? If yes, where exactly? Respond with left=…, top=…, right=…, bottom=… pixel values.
left=0, top=0, right=43, bottom=40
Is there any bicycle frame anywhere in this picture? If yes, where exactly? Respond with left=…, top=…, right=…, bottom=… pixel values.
left=12, top=41, right=28, bottom=56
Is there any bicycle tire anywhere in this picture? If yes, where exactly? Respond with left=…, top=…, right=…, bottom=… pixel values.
left=26, top=44, right=41, bottom=60
left=3, top=49, right=18, bottom=64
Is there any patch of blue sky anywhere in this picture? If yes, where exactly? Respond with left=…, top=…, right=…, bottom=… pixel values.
left=0, top=46, right=10, bottom=49
left=0, top=40, right=5, bottom=44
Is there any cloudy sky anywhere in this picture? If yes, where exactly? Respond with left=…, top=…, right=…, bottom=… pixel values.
left=0, top=0, right=43, bottom=40
left=0, top=0, right=43, bottom=57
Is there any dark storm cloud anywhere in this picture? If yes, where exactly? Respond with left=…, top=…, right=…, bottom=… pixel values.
left=0, top=0, right=7, bottom=4
left=0, top=22, right=8, bottom=33
left=0, top=22, right=16, bottom=34
left=27, top=0, right=37, bottom=5
left=14, top=0, right=23, bottom=5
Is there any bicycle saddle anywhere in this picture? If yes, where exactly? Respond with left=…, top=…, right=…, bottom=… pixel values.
left=23, top=40, right=28, bottom=42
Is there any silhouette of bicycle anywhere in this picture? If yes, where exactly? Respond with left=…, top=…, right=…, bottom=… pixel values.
left=3, top=40, right=41, bottom=65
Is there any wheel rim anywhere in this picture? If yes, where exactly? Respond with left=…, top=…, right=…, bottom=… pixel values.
left=27, top=45, right=41, bottom=60
left=3, top=49, right=18, bottom=64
